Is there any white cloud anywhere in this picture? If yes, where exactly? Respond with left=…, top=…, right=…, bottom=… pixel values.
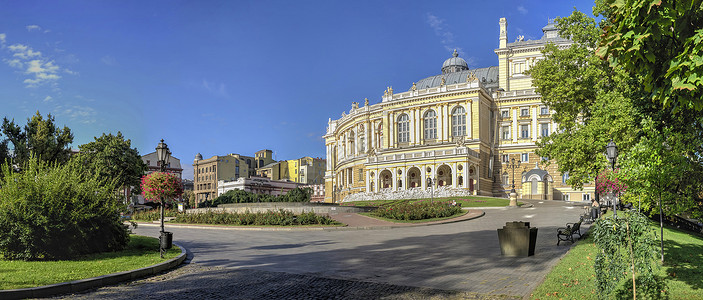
left=201, top=79, right=228, bottom=98
left=3, top=40, right=73, bottom=88
left=44, top=95, right=53, bottom=102
left=55, top=104, right=97, bottom=124
left=23, top=59, right=61, bottom=87
left=26, top=25, right=42, bottom=32
left=517, top=6, right=528, bottom=15
left=425, top=13, right=463, bottom=55
left=6, top=58, right=22, bottom=68
left=0, top=33, right=5, bottom=45
left=101, top=55, right=117, bottom=66
left=9, top=44, right=42, bottom=59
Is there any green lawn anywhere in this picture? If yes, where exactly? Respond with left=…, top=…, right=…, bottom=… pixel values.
left=341, top=196, right=519, bottom=207
left=531, top=219, right=703, bottom=299
left=0, top=235, right=181, bottom=290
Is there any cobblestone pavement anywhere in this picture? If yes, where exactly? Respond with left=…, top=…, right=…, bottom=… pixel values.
left=54, top=263, right=518, bottom=300
left=52, top=200, right=589, bottom=299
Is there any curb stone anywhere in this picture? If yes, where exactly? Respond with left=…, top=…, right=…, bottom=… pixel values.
left=0, top=243, right=187, bottom=300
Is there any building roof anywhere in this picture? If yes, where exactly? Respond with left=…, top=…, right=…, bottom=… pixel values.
left=506, top=19, right=569, bottom=48
left=413, top=66, right=499, bottom=90
left=441, top=49, right=469, bottom=74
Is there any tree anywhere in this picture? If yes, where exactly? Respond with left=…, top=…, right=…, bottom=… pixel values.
left=594, top=0, right=703, bottom=218
left=182, top=190, right=196, bottom=208
left=527, top=10, right=641, bottom=189
left=75, top=132, right=147, bottom=199
left=0, top=111, right=74, bottom=168
left=596, top=0, right=703, bottom=113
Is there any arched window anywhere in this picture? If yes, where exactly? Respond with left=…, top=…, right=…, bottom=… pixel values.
left=397, top=114, right=410, bottom=143
left=452, top=106, right=466, bottom=137
left=424, top=110, right=437, bottom=140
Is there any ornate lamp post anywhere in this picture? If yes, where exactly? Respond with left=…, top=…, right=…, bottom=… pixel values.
left=507, top=157, right=521, bottom=206
left=155, top=139, right=171, bottom=257
left=606, top=139, right=618, bottom=217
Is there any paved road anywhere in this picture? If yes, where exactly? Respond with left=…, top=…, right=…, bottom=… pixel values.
left=56, top=200, right=589, bottom=299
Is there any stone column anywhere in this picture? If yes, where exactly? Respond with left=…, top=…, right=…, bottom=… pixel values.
left=512, top=108, right=518, bottom=142
left=451, top=163, right=457, bottom=188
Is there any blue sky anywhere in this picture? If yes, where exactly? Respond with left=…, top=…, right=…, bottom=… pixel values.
left=0, top=0, right=595, bottom=179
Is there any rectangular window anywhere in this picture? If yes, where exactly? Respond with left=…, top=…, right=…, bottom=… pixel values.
left=501, top=110, right=509, bottom=118
left=521, top=153, right=529, bottom=162
left=562, top=172, right=569, bottom=184
left=359, top=169, right=363, bottom=181
left=501, top=154, right=509, bottom=163
left=521, top=125, right=529, bottom=139
left=582, top=193, right=591, bottom=201
left=521, top=108, right=529, bottom=116
left=563, top=194, right=570, bottom=201
left=540, top=106, right=549, bottom=115
left=541, top=123, right=549, bottom=137
left=502, top=126, right=510, bottom=140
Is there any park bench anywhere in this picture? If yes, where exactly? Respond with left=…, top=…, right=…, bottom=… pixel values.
left=557, top=220, right=582, bottom=245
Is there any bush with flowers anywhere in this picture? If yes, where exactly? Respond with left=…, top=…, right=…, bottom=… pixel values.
left=373, top=200, right=463, bottom=221
left=141, top=172, right=184, bottom=203
left=595, top=168, right=627, bottom=196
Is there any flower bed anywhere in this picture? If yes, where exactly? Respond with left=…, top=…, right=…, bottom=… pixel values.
left=372, top=200, right=462, bottom=221
left=174, top=209, right=339, bottom=226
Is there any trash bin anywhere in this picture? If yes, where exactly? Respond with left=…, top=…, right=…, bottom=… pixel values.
left=497, top=221, right=538, bottom=256
left=160, top=231, right=173, bottom=250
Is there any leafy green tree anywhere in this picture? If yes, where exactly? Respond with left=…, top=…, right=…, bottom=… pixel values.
left=527, top=10, right=640, bottom=189
left=182, top=190, right=196, bottom=208
left=75, top=132, right=147, bottom=200
left=595, top=0, right=703, bottom=113
left=593, top=211, right=666, bottom=299
left=0, top=111, right=74, bottom=168
left=594, top=0, right=703, bottom=218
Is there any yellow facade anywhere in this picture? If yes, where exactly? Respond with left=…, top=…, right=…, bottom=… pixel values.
left=324, top=18, right=595, bottom=203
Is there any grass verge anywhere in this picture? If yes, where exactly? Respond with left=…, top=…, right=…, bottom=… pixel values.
left=342, top=196, right=519, bottom=207
left=0, top=235, right=181, bottom=290
left=530, top=218, right=703, bottom=299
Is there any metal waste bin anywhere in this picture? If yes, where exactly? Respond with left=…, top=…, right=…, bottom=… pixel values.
left=497, top=221, right=538, bottom=256
left=160, top=231, right=173, bottom=250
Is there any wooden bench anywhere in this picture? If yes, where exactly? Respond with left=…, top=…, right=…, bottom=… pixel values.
left=557, top=220, right=582, bottom=245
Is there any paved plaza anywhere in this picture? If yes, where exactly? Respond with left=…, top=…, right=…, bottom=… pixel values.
left=55, top=200, right=589, bottom=299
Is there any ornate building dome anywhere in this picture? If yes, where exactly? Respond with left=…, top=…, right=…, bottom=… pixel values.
left=441, top=49, right=469, bottom=74
left=194, top=153, right=203, bottom=162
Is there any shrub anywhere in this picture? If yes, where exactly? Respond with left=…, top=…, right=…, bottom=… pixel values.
left=174, top=209, right=337, bottom=226
left=0, top=156, right=129, bottom=260
left=131, top=209, right=180, bottom=222
left=373, top=200, right=462, bottom=220
left=198, top=187, right=312, bottom=208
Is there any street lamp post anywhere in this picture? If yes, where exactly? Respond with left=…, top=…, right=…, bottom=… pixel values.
left=606, top=139, right=618, bottom=217
left=507, top=157, right=521, bottom=207
left=155, top=139, right=171, bottom=258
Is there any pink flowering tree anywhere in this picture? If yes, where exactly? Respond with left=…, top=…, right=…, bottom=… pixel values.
left=595, top=168, right=627, bottom=196
left=141, top=172, right=183, bottom=204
